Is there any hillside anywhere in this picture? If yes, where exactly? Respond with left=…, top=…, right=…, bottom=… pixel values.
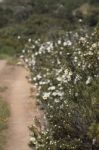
left=0, top=0, right=99, bottom=56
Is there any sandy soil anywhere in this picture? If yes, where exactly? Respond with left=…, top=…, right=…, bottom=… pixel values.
left=0, top=60, right=40, bottom=150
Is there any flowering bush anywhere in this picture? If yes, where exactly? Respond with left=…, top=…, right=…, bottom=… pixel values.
left=21, top=29, right=99, bottom=150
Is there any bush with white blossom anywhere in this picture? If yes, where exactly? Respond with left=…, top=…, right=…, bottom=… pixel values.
left=21, top=29, right=99, bottom=150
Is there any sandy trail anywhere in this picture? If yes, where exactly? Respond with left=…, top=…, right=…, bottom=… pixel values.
left=0, top=60, right=40, bottom=150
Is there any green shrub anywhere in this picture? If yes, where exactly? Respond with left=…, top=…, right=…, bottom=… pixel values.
left=22, top=29, right=99, bottom=150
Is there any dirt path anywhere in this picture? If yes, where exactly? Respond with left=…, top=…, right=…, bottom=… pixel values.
left=0, top=60, right=40, bottom=150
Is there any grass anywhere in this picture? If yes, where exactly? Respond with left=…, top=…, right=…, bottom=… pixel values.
left=0, top=54, right=12, bottom=60
left=0, top=97, right=10, bottom=150
left=0, top=53, right=18, bottom=66
left=6, top=57, right=18, bottom=65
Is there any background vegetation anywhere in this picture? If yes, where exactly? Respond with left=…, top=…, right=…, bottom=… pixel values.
left=0, top=0, right=99, bottom=57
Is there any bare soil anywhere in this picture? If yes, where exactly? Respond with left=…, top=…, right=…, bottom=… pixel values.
left=0, top=60, right=40, bottom=150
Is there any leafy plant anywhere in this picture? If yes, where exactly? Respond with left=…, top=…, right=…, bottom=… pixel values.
left=22, top=28, right=99, bottom=149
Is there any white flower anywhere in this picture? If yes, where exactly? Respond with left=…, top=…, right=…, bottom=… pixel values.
left=42, top=92, right=50, bottom=100
left=57, top=59, right=61, bottom=65
left=64, top=69, right=68, bottom=74
left=79, top=37, right=86, bottom=43
left=31, top=54, right=34, bottom=58
left=74, top=56, right=78, bottom=62
left=25, top=58, right=28, bottom=63
left=55, top=99, right=59, bottom=103
left=52, top=91, right=64, bottom=97
left=30, top=137, right=36, bottom=142
left=74, top=74, right=81, bottom=84
left=86, top=76, right=92, bottom=85
left=78, top=19, right=82, bottom=23
left=92, top=43, right=97, bottom=48
left=35, top=52, right=38, bottom=56
left=20, top=55, right=24, bottom=58
left=57, top=76, right=62, bottom=82
left=67, top=40, right=72, bottom=46
left=60, top=47, right=63, bottom=50
left=60, top=51, right=62, bottom=55
left=35, top=40, right=39, bottom=44
left=17, top=61, right=22, bottom=65
left=22, top=49, right=25, bottom=53
left=78, top=51, right=81, bottom=54
left=37, top=74, right=42, bottom=80
left=28, top=38, right=32, bottom=42
left=47, top=47, right=51, bottom=52
left=78, top=63, right=81, bottom=66
left=38, top=51, right=42, bottom=54
left=75, top=93, right=78, bottom=97
left=58, top=40, right=61, bottom=45
left=63, top=41, right=67, bottom=46
left=39, top=81, right=43, bottom=85
left=34, top=83, right=38, bottom=86
left=68, top=71, right=73, bottom=76
left=48, top=86, right=56, bottom=91
left=33, top=77, right=36, bottom=81
left=63, top=40, right=72, bottom=46
left=88, top=51, right=93, bottom=56
left=31, top=45, right=35, bottom=49
left=17, top=35, right=21, bottom=39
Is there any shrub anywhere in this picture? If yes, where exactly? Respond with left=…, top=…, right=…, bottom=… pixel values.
left=22, top=28, right=99, bottom=150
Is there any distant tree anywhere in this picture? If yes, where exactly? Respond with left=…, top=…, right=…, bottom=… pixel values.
left=90, top=0, right=99, bottom=4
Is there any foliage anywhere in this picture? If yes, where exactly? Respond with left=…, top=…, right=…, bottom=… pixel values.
left=0, top=0, right=99, bottom=28
left=1, top=0, right=99, bottom=57
left=0, top=14, right=69, bottom=57
left=90, top=0, right=99, bottom=4
left=21, top=28, right=99, bottom=150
